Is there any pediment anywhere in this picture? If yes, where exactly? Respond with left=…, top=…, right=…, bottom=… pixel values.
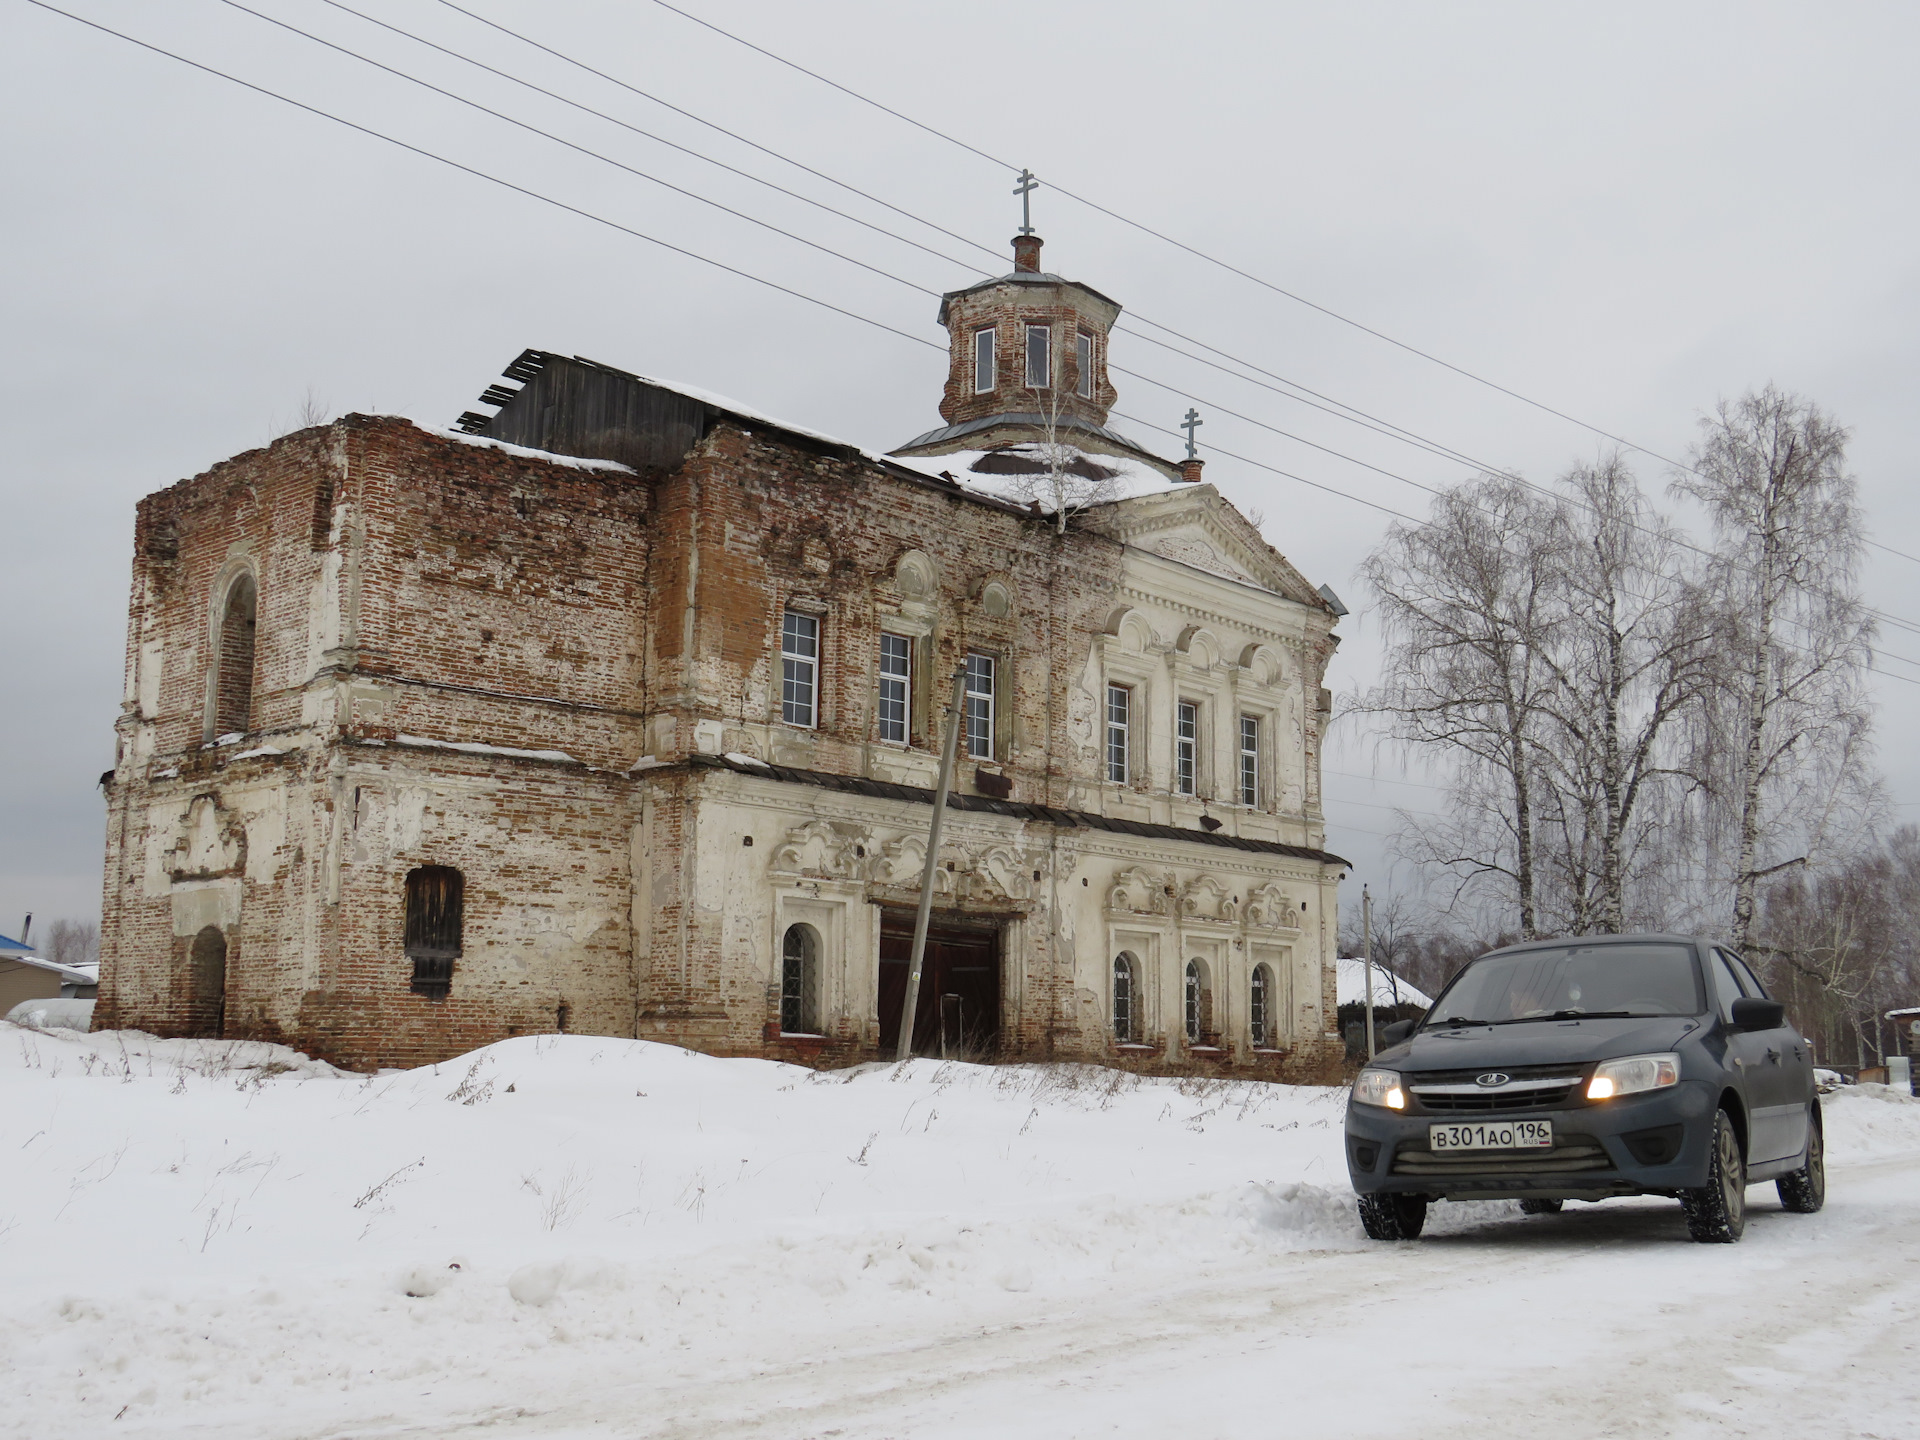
left=1090, top=487, right=1329, bottom=612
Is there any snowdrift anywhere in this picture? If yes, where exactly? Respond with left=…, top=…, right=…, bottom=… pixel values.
left=3, top=1022, right=1917, bottom=1439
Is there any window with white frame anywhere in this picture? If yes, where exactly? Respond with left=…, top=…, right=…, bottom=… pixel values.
left=1250, top=962, right=1274, bottom=1047
left=1184, top=958, right=1210, bottom=1045
left=964, top=652, right=996, bottom=760
left=780, top=923, right=819, bottom=1034
left=877, top=633, right=911, bottom=744
left=1106, top=684, right=1130, bottom=783
left=1239, top=715, right=1260, bottom=807
left=1175, top=700, right=1198, bottom=797
left=781, top=610, right=818, bottom=727
left=1025, top=323, right=1051, bottom=388
left=973, top=327, right=995, bottom=393
left=1075, top=330, right=1094, bottom=399
left=1112, top=953, right=1136, bottom=1042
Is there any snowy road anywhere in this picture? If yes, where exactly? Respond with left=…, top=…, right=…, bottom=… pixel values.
left=5, top=1027, right=1918, bottom=1439
left=391, top=1158, right=1920, bottom=1440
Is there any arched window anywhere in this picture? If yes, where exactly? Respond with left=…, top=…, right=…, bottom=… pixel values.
left=187, top=925, right=227, bottom=1037
left=780, top=923, right=819, bottom=1034
left=405, top=866, right=463, bottom=999
left=1250, top=963, right=1274, bottom=1048
left=214, top=572, right=258, bottom=737
left=1112, top=953, right=1136, bottom=1042
left=1184, top=959, right=1211, bottom=1046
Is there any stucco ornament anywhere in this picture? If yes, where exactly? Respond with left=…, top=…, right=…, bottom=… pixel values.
left=1246, top=883, right=1303, bottom=931
left=168, top=795, right=247, bottom=881
left=770, top=819, right=865, bottom=879
left=1179, top=875, right=1239, bottom=923
left=1107, top=866, right=1175, bottom=916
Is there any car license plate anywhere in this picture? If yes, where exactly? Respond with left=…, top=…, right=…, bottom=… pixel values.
left=1430, top=1120, right=1553, bottom=1151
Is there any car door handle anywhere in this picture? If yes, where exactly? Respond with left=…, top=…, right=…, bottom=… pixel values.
left=1766, top=1048, right=1781, bottom=1065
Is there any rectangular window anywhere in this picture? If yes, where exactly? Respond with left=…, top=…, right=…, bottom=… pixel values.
left=1076, top=331, right=1094, bottom=399
left=1176, top=700, right=1197, bottom=796
left=1025, top=323, right=1051, bottom=388
left=1106, top=684, right=1130, bottom=784
left=1239, top=715, right=1260, bottom=807
left=877, top=633, right=910, bottom=744
left=973, top=327, right=995, bottom=394
left=965, top=652, right=996, bottom=760
left=781, top=610, right=818, bottom=727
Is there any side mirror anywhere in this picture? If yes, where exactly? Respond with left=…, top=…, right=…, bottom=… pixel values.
left=1730, top=997, right=1785, bottom=1032
left=1379, top=1018, right=1418, bottom=1047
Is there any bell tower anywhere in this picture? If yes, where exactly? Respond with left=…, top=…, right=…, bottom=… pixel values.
left=892, top=234, right=1179, bottom=479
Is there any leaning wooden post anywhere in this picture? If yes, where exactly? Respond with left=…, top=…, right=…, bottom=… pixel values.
left=1362, top=884, right=1376, bottom=1061
left=897, top=666, right=969, bottom=1063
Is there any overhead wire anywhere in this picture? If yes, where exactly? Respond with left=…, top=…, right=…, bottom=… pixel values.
left=27, top=0, right=1920, bottom=697
left=641, top=0, right=1920, bottom=576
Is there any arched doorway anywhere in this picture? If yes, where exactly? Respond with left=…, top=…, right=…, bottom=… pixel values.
left=187, top=925, right=227, bottom=1037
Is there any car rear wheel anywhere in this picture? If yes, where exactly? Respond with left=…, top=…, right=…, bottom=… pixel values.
left=1682, top=1109, right=1746, bottom=1243
left=1357, top=1193, right=1428, bottom=1240
left=1518, top=1197, right=1564, bottom=1215
left=1776, top=1108, right=1825, bottom=1214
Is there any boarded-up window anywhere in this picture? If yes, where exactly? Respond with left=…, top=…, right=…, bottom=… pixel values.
left=214, top=573, right=257, bottom=737
left=405, top=866, right=464, bottom=999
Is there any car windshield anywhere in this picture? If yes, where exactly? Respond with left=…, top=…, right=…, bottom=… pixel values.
left=1426, top=943, right=1704, bottom=1026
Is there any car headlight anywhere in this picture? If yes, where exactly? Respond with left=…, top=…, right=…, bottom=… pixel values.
left=1586, top=1052, right=1680, bottom=1101
left=1352, top=1067, right=1406, bottom=1110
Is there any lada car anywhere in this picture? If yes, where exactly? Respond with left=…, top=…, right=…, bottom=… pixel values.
left=1344, top=934, right=1823, bottom=1243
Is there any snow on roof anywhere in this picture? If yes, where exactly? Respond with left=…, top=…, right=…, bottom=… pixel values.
left=1336, top=957, right=1435, bottom=1009
left=886, top=446, right=1193, bottom=507
left=1, top=953, right=97, bottom=985
left=396, top=735, right=579, bottom=765
left=418, top=424, right=637, bottom=474
left=0, top=932, right=34, bottom=957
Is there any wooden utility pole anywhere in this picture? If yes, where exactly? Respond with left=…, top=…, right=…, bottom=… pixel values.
left=1362, top=884, right=1376, bottom=1061
left=897, top=666, right=968, bottom=1063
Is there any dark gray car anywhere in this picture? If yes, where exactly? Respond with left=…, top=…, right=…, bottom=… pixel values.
left=1344, top=934, right=1824, bottom=1243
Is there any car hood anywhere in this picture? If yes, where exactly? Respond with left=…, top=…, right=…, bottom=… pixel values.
left=1380, top=1015, right=1701, bottom=1074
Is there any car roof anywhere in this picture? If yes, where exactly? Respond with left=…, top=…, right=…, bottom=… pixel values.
left=1473, top=933, right=1716, bottom=962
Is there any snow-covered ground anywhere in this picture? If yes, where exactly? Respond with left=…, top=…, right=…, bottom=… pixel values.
left=4, top=1024, right=1918, bottom=1439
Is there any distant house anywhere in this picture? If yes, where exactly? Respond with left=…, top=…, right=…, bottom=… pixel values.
left=0, top=932, right=98, bottom=1013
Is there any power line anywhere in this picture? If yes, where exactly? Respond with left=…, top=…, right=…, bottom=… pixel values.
left=32, top=0, right=1920, bottom=698
left=23, top=0, right=945, bottom=357
left=336, top=0, right=1920, bottom=635
left=641, top=0, right=1920, bottom=575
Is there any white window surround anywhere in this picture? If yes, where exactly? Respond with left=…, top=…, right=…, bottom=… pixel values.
left=1107, top=927, right=1160, bottom=1042
left=1025, top=323, right=1051, bottom=389
left=877, top=633, right=911, bottom=745
left=965, top=652, right=996, bottom=760
left=1239, top=713, right=1260, bottom=808
left=1105, top=683, right=1131, bottom=784
left=973, top=327, right=995, bottom=394
left=1175, top=700, right=1198, bottom=797
left=780, top=609, right=818, bottom=728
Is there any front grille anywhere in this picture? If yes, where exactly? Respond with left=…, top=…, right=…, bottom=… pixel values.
left=1407, top=1065, right=1587, bottom=1114
left=1391, top=1135, right=1612, bottom=1177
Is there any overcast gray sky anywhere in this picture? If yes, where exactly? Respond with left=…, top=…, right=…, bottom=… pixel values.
left=5, top=0, right=1918, bottom=939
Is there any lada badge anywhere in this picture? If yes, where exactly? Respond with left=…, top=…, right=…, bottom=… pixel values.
left=1475, top=1072, right=1510, bottom=1087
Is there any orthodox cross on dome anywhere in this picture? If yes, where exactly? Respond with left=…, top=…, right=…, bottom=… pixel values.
left=1013, top=168, right=1039, bottom=236
left=1181, top=407, right=1204, bottom=459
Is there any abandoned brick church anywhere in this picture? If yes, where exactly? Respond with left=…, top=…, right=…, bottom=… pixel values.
left=96, top=235, right=1349, bottom=1075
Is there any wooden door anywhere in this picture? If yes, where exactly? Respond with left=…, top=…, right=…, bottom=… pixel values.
left=878, top=914, right=1001, bottom=1058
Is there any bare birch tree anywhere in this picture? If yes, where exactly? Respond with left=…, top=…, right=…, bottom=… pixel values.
left=1673, top=387, right=1875, bottom=949
left=1535, top=456, right=1718, bottom=932
left=1358, top=476, right=1569, bottom=937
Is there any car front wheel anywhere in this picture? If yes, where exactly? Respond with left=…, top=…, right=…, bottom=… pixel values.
left=1518, top=1197, right=1563, bottom=1215
left=1682, top=1109, right=1746, bottom=1243
left=1358, top=1192, right=1428, bottom=1240
left=1776, top=1108, right=1825, bottom=1214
